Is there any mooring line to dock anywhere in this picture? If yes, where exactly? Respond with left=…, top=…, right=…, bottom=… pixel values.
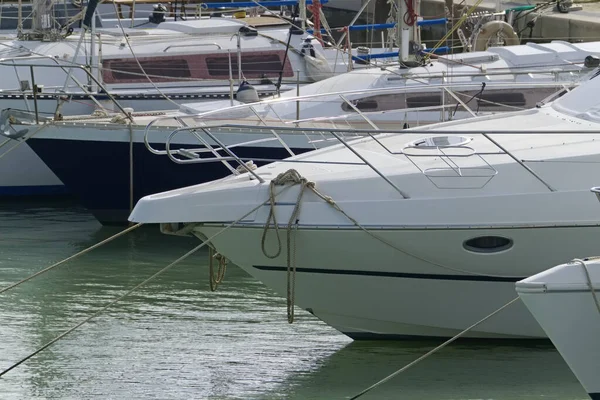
left=349, top=297, right=521, bottom=400
left=0, top=196, right=273, bottom=377
left=0, top=223, right=143, bottom=296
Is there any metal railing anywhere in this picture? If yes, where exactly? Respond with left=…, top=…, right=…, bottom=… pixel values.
left=0, top=56, right=132, bottom=121
left=145, top=119, right=600, bottom=196
left=142, top=76, right=583, bottom=154
left=163, top=43, right=222, bottom=52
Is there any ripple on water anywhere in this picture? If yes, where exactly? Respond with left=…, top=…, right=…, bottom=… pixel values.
left=0, top=201, right=590, bottom=399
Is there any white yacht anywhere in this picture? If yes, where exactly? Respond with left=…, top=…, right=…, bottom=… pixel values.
left=517, top=251, right=600, bottom=400
left=129, top=60, right=600, bottom=340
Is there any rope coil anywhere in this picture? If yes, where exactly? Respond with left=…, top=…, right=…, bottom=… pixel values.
left=209, top=247, right=228, bottom=292
left=261, top=169, right=317, bottom=323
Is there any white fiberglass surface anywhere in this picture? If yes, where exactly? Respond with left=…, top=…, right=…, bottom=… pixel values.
left=552, top=73, right=600, bottom=121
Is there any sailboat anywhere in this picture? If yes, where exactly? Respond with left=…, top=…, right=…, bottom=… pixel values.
left=0, top=0, right=399, bottom=117
left=0, top=0, right=403, bottom=196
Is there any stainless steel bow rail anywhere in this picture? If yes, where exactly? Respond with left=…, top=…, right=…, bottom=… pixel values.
left=154, top=78, right=580, bottom=121
left=0, top=56, right=132, bottom=122
left=144, top=122, right=600, bottom=195
left=141, top=77, right=582, bottom=146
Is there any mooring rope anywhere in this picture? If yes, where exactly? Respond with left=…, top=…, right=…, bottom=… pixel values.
left=260, top=169, right=336, bottom=323
left=0, top=239, right=205, bottom=378
left=573, top=258, right=600, bottom=316
left=0, top=186, right=290, bottom=377
left=260, top=167, right=525, bottom=324
left=263, top=169, right=522, bottom=281
left=0, top=223, right=144, bottom=296
left=209, top=247, right=228, bottom=292
left=349, top=297, right=520, bottom=399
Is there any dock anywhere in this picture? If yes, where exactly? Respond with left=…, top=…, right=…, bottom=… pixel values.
left=417, top=0, right=600, bottom=43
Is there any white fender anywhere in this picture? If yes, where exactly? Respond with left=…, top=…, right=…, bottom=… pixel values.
left=304, top=52, right=334, bottom=82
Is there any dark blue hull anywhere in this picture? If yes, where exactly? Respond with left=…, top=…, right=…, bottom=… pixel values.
left=27, top=138, right=305, bottom=225
left=0, top=185, right=68, bottom=197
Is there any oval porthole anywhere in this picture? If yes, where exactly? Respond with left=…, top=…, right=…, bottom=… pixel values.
left=463, top=236, right=513, bottom=254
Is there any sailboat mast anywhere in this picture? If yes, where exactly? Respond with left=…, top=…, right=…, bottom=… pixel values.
left=299, top=0, right=306, bottom=30
left=397, top=0, right=419, bottom=65
left=17, top=0, right=22, bottom=37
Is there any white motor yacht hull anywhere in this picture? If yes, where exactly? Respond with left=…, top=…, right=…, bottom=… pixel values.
left=517, top=260, right=600, bottom=399
left=191, top=224, right=600, bottom=339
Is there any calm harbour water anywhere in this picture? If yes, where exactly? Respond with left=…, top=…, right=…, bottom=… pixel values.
left=0, top=201, right=590, bottom=399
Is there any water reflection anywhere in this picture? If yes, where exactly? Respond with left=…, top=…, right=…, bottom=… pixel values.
left=272, top=340, right=588, bottom=400
left=0, top=201, right=589, bottom=399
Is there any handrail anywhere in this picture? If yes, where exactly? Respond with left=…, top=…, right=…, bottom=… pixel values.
left=152, top=123, right=600, bottom=196
left=142, top=78, right=582, bottom=149
left=387, top=67, right=585, bottom=81
left=205, top=125, right=600, bottom=135
left=163, top=43, right=222, bottom=52
left=0, top=57, right=131, bottom=121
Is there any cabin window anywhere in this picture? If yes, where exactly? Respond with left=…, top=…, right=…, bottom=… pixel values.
left=406, top=94, right=442, bottom=108
left=341, top=93, right=407, bottom=112
left=206, top=54, right=285, bottom=77
left=109, top=58, right=191, bottom=80
left=463, top=236, right=513, bottom=254
left=476, top=92, right=526, bottom=108
left=341, top=98, right=378, bottom=111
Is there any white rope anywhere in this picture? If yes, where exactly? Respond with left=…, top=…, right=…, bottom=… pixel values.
left=0, top=191, right=278, bottom=377
left=283, top=172, right=523, bottom=279
left=573, top=258, right=600, bottom=316
left=259, top=167, right=523, bottom=326
left=0, top=223, right=143, bottom=296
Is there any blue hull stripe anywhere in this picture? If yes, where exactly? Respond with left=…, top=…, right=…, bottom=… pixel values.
left=252, top=265, right=524, bottom=282
left=0, top=185, right=68, bottom=196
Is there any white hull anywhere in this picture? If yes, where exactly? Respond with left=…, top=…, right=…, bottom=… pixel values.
left=0, top=141, right=64, bottom=195
left=191, top=223, right=600, bottom=339
left=517, top=260, right=600, bottom=399
left=128, top=48, right=600, bottom=341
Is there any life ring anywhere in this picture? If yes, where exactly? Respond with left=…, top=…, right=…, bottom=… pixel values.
left=472, top=20, right=520, bottom=52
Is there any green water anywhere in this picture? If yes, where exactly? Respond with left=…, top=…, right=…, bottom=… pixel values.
left=0, top=201, right=590, bottom=399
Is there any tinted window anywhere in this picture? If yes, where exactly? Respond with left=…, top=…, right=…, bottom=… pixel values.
left=206, top=54, right=284, bottom=77
left=109, top=58, right=191, bottom=80
left=406, top=95, right=442, bottom=108
left=477, top=92, right=526, bottom=108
